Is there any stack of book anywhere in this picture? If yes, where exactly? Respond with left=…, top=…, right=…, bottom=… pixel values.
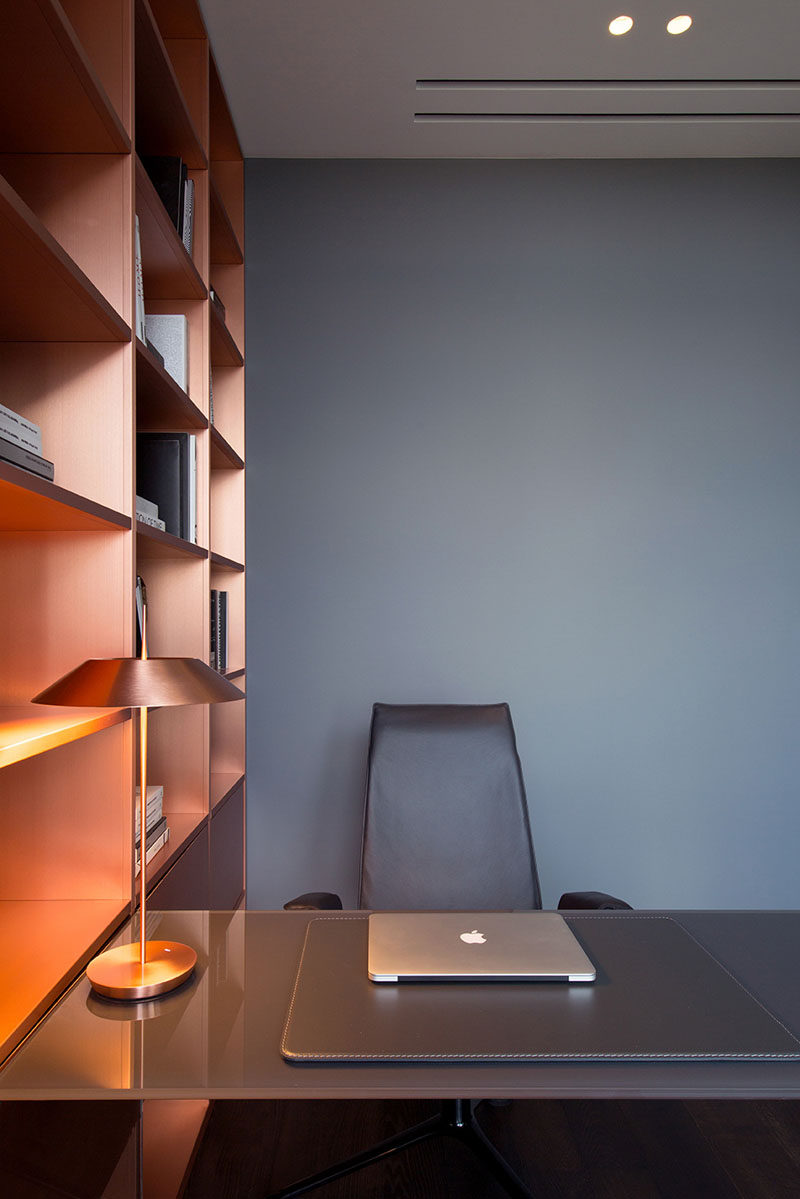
left=135, top=784, right=169, bottom=876
left=210, top=589, right=228, bottom=672
left=0, top=402, right=54, bottom=481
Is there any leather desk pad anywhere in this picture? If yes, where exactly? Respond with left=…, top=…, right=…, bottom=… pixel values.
left=281, top=914, right=800, bottom=1063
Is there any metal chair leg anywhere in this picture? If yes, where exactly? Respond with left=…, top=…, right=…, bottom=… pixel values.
left=266, top=1098, right=534, bottom=1199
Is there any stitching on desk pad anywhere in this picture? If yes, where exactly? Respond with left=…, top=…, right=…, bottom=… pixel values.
left=280, top=914, right=800, bottom=1061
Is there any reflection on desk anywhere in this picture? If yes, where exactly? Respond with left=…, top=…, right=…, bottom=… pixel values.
left=2, top=909, right=800, bottom=1101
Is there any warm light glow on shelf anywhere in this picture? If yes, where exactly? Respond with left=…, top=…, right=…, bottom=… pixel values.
left=667, top=14, right=693, bottom=34
left=609, top=15, right=634, bottom=35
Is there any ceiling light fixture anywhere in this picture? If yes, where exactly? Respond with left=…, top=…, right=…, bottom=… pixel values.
left=667, top=14, right=693, bottom=34
left=608, top=15, right=634, bottom=35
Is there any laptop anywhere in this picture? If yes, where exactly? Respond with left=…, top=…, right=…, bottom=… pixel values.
left=367, top=910, right=596, bottom=983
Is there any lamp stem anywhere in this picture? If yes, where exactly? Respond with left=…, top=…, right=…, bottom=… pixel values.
left=139, top=704, right=148, bottom=971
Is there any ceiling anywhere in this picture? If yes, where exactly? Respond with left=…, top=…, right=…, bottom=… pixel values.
left=197, top=0, right=800, bottom=158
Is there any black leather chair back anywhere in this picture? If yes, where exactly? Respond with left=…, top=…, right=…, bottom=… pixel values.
left=358, top=703, right=542, bottom=911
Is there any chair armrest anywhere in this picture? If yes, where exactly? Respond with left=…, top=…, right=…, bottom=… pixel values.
left=557, top=890, right=632, bottom=910
left=283, top=891, right=344, bottom=911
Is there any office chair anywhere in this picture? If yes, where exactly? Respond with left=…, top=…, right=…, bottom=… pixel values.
left=279, top=702, right=630, bottom=1199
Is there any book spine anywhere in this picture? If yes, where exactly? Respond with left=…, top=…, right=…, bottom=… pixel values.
left=181, top=177, right=194, bottom=255
left=0, top=435, right=54, bottom=481
left=0, top=401, right=41, bottom=442
left=0, top=411, right=43, bottom=456
left=134, top=214, right=146, bottom=342
left=218, top=590, right=228, bottom=672
left=136, top=511, right=167, bottom=531
left=210, top=590, right=218, bottom=671
left=135, top=824, right=170, bottom=875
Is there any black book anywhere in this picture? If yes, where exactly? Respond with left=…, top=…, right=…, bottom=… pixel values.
left=136, top=432, right=196, bottom=542
left=217, top=590, right=228, bottom=672
left=141, top=155, right=187, bottom=236
left=210, top=589, right=218, bottom=670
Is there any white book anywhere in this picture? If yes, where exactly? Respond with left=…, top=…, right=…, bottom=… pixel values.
left=0, top=404, right=43, bottom=455
left=135, top=494, right=159, bottom=520
left=145, top=314, right=188, bottom=392
left=136, top=510, right=166, bottom=531
left=134, top=215, right=146, bottom=342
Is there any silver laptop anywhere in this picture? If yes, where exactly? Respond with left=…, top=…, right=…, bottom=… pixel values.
left=368, top=911, right=596, bottom=983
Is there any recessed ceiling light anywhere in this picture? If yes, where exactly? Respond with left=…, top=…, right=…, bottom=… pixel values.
left=667, top=14, right=693, bottom=34
left=608, top=15, right=634, bottom=36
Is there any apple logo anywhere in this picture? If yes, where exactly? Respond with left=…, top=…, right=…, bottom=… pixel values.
left=460, top=929, right=487, bottom=944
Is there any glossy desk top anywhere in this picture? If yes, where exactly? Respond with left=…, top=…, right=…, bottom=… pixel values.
left=2, top=909, right=800, bottom=1100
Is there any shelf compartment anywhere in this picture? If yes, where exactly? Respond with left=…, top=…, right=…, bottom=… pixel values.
left=0, top=707, right=131, bottom=770
left=210, top=771, right=245, bottom=816
left=210, top=426, right=244, bottom=471
left=138, top=811, right=207, bottom=897
left=136, top=337, right=207, bottom=430
left=209, top=300, right=243, bottom=368
left=0, top=463, right=131, bottom=533
left=135, top=0, right=206, bottom=169
left=210, top=173, right=243, bottom=265
left=0, top=0, right=130, bottom=153
left=0, top=898, right=129, bottom=1065
left=0, top=174, right=130, bottom=343
left=136, top=155, right=206, bottom=301
left=136, top=522, right=207, bottom=560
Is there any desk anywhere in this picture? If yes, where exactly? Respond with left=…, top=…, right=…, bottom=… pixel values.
left=2, top=909, right=800, bottom=1101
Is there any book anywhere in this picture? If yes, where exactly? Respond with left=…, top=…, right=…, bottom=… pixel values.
left=210, top=589, right=218, bottom=670
left=181, top=177, right=195, bottom=255
left=0, top=402, right=42, bottom=455
left=141, top=155, right=186, bottom=236
left=137, top=432, right=197, bottom=542
left=214, top=589, right=228, bottom=672
left=136, top=511, right=166, bottom=531
left=144, top=314, right=188, bottom=392
left=134, top=214, right=146, bottom=342
left=135, top=494, right=159, bottom=520
left=209, top=369, right=214, bottom=425
left=135, top=816, right=170, bottom=875
left=135, top=575, right=146, bottom=658
left=0, top=434, right=54, bottom=481
left=135, top=784, right=164, bottom=840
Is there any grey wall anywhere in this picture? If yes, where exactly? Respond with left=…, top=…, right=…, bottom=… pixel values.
left=245, top=159, right=800, bottom=911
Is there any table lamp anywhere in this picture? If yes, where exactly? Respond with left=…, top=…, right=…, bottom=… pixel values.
left=32, top=603, right=244, bottom=1001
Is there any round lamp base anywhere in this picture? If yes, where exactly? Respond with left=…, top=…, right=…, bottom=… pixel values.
left=86, top=940, right=197, bottom=1000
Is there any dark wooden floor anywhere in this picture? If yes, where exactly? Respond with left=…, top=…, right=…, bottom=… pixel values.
left=184, top=1098, right=800, bottom=1198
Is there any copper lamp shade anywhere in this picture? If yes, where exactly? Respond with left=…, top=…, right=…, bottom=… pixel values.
left=33, top=655, right=243, bottom=1001
left=33, top=655, right=244, bottom=709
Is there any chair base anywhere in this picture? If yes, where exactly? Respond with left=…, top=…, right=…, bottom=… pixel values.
left=266, top=1097, right=533, bottom=1198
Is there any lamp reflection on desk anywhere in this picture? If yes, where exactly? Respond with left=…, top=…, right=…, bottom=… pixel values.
left=32, top=606, right=243, bottom=1001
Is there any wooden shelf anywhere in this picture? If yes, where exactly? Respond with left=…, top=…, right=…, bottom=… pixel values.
left=0, top=463, right=131, bottom=533
left=210, top=173, right=243, bottom=265
left=0, top=174, right=130, bottom=343
left=210, top=426, right=244, bottom=470
left=210, top=300, right=243, bottom=367
left=135, top=0, right=206, bottom=168
left=136, top=522, right=208, bottom=560
left=210, top=54, right=242, bottom=161
left=210, top=551, right=244, bottom=573
left=137, top=337, right=207, bottom=430
left=0, top=707, right=131, bottom=770
left=136, top=155, right=207, bottom=301
left=0, top=0, right=130, bottom=153
left=0, top=898, right=129, bottom=1064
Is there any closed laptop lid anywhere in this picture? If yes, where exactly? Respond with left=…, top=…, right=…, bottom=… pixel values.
left=368, top=911, right=596, bottom=983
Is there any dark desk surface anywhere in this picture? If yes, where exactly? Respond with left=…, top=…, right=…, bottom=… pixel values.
left=2, top=909, right=800, bottom=1101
